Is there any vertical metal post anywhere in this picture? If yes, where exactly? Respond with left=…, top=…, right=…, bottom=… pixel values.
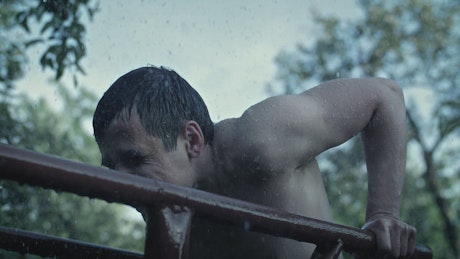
left=311, top=239, right=344, bottom=259
left=144, top=205, right=193, bottom=259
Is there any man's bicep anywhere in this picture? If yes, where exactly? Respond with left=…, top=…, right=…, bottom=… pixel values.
left=249, top=95, right=352, bottom=161
left=294, top=79, right=386, bottom=152
left=237, top=83, right=378, bottom=167
left=286, top=95, right=356, bottom=155
left=237, top=95, right=332, bottom=168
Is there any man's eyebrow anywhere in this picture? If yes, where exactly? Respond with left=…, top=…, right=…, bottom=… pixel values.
left=100, top=149, right=142, bottom=168
left=119, top=149, right=147, bottom=159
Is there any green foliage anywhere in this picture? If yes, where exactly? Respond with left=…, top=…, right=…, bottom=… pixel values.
left=0, top=0, right=98, bottom=92
left=0, top=1, right=147, bottom=257
left=272, top=0, right=460, bottom=257
left=0, top=86, right=146, bottom=257
left=8, top=87, right=99, bottom=162
left=0, top=1, right=28, bottom=91
left=16, top=0, right=97, bottom=81
left=0, top=181, right=145, bottom=250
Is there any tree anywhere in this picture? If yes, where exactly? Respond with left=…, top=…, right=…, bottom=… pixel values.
left=1, top=0, right=98, bottom=85
left=0, top=1, right=147, bottom=257
left=1, top=85, right=146, bottom=257
left=1, top=0, right=97, bottom=143
left=270, top=0, right=460, bottom=257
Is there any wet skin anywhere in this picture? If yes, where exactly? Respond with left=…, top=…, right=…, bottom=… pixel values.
left=99, top=114, right=326, bottom=257
left=98, top=78, right=416, bottom=258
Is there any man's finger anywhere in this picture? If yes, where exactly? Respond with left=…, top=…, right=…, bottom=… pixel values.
left=389, top=226, right=401, bottom=258
left=406, top=226, right=417, bottom=256
left=375, top=224, right=392, bottom=255
left=399, top=226, right=408, bottom=257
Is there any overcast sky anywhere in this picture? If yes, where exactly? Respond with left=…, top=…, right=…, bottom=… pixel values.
left=18, top=0, right=359, bottom=121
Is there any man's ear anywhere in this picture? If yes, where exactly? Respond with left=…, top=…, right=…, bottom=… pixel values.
left=182, top=121, right=205, bottom=158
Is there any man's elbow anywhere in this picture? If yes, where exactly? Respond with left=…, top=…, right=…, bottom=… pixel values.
left=375, top=78, right=404, bottom=101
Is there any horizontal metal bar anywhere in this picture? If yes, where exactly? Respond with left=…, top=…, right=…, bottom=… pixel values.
left=0, top=143, right=432, bottom=258
left=0, top=226, right=143, bottom=259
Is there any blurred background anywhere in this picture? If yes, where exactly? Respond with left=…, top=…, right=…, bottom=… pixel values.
left=1, top=0, right=459, bottom=258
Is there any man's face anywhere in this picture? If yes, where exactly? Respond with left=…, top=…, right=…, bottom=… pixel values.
left=97, top=112, right=197, bottom=187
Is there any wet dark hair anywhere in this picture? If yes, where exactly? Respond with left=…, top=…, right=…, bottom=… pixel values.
left=93, top=66, right=214, bottom=151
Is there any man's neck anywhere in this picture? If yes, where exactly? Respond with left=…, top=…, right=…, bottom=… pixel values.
left=192, top=144, right=220, bottom=191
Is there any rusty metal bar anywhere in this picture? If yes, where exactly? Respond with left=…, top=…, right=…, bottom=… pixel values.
left=0, top=143, right=433, bottom=258
left=144, top=205, right=193, bottom=259
left=0, top=226, right=143, bottom=259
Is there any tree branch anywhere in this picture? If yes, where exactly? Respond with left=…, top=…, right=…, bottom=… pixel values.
left=407, top=111, right=458, bottom=256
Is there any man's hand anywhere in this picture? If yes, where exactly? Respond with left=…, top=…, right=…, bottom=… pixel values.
left=362, top=214, right=417, bottom=258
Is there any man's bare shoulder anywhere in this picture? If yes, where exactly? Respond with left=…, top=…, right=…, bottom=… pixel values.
left=212, top=95, right=327, bottom=180
left=212, top=77, right=394, bottom=178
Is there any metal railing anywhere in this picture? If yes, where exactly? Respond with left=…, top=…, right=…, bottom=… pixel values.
left=0, top=143, right=432, bottom=258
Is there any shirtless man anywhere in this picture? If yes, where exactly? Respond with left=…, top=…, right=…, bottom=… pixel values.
left=93, top=66, right=416, bottom=258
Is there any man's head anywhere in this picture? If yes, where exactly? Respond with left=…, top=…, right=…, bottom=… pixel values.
left=93, top=66, right=214, bottom=151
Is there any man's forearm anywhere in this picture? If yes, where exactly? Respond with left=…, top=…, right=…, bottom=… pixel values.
left=361, top=80, right=407, bottom=219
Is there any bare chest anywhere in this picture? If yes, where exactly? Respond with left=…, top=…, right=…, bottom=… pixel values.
left=190, top=218, right=301, bottom=259
left=217, top=160, right=331, bottom=217
left=192, top=160, right=332, bottom=258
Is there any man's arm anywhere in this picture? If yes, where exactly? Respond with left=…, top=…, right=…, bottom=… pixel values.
left=358, top=80, right=417, bottom=258
left=305, top=78, right=416, bottom=258
left=240, top=78, right=415, bottom=257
